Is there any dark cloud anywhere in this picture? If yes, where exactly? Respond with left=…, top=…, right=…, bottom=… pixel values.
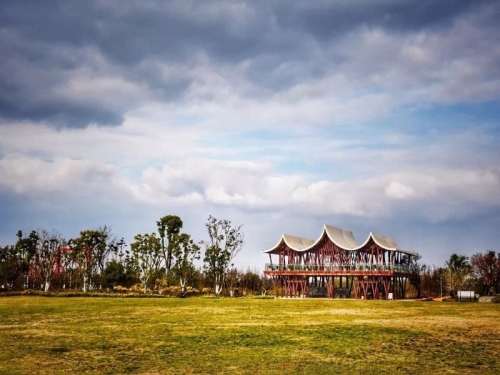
left=0, top=0, right=496, bottom=128
left=272, top=0, right=488, bottom=41
left=0, top=99, right=122, bottom=128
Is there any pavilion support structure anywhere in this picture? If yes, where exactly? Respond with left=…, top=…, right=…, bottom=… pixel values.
left=263, top=224, right=417, bottom=300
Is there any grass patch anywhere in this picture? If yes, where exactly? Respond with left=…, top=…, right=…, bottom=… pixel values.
left=1, top=297, right=499, bottom=374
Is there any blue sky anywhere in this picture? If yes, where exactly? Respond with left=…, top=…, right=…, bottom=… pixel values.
left=0, top=0, right=499, bottom=270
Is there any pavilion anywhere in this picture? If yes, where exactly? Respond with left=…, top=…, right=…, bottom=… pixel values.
left=262, top=224, right=418, bottom=299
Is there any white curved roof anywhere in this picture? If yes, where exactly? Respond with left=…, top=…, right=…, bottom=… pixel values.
left=324, top=224, right=359, bottom=250
left=282, top=234, right=315, bottom=250
left=263, top=224, right=417, bottom=256
left=371, top=232, right=398, bottom=250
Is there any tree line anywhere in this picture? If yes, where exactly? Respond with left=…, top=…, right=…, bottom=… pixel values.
left=0, top=215, right=268, bottom=296
left=408, top=251, right=500, bottom=298
left=2, top=216, right=498, bottom=298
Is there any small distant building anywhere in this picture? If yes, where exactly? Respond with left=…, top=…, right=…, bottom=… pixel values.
left=457, top=291, right=475, bottom=302
left=262, top=224, right=418, bottom=300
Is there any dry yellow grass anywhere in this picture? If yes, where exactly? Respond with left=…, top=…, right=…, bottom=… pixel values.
left=0, top=297, right=499, bottom=374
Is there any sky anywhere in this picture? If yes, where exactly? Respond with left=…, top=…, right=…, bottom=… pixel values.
left=1, top=0, right=499, bottom=271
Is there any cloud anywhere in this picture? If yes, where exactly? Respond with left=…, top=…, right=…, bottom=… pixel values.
left=385, top=182, right=416, bottom=199
left=1, top=1, right=498, bottom=128
left=128, top=158, right=500, bottom=221
left=0, top=155, right=120, bottom=196
left=0, top=1, right=499, bottom=271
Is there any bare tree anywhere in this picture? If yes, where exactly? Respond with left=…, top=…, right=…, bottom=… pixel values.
left=445, top=254, right=474, bottom=294
left=471, top=250, right=500, bottom=295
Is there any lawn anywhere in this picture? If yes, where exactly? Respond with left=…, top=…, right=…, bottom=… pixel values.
left=1, top=297, right=499, bottom=374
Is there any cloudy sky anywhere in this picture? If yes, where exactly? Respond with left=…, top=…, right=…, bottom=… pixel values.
left=1, top=0, right=499, bottom=270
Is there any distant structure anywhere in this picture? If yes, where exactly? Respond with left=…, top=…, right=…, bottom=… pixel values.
left=263, top=224, right=418, bottom=300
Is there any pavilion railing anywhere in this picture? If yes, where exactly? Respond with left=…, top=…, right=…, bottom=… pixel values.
left=264, top=263, right=410, bottom=273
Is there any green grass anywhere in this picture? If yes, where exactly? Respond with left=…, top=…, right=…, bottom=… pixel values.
left=1, top=297, right=499, bottom=374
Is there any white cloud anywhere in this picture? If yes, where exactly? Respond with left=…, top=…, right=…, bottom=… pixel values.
left=385, top=181, right=416, bottom=199
left=127, top=158, right=500, bottom=221
left=0, top=155, right=120, bottom=195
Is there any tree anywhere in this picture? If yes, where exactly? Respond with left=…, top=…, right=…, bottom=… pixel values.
left=202, top=216, right=244, bottom=295
left=445, top=254, right=474, bottom=294
left=102, top=259, right=137, bottom=289
left=11, top=229, right=66, bottom=291
left=404, top=254, right=424, bottom=298
left=92, top=226, right=118, bottom=288
left=471, top=250, right=500, bottom=295
left=239, top=269, right=262, bottom=294
left=34, top=229, right=66, bottom=292
left=130, top=233, right=163, bottom=293
left=70, top=228, right=114, bottom=292
left=157, top=215, right=183, bottom=280
left=14, top=230, right=38, bottom=289
left=0, top=245, right=23, bottom=290
left=170, top=233, right=200, bottom=293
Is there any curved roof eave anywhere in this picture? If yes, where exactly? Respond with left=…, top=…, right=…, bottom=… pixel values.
left=364, top=232, right=419, bottom=256
left=261, top=234, right=286, bottom=253
left=263, top=225, right=359, bottom=253
left=368, top=232, right=398, bottom=251
left=262, top=234, right=316, bottom=253
left=262, top=225, right=419, bottom=257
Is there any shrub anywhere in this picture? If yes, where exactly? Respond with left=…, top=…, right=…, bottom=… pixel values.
left=115, top=285, right=129, bottom=293
left=129, top=284, right=145, bottom=293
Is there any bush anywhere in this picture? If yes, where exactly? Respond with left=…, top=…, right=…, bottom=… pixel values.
left=115, top=285, right=129, bottom=293
left=492, top=295, right=500, bottom=303
left=129, top=284, right=145, bottom=293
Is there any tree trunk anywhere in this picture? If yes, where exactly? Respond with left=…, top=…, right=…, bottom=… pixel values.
left=214, top=272, right=223, bottom=296
left=180, top=278, right=187, bottom=297
left=83, top=275, right=89, bottom=292
left=215, top=284, right=223, bottom=295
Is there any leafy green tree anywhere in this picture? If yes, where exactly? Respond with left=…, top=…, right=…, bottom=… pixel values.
left=130, top=233, right=163, bottom=293
left=102, top=259, right=138, bottom=289
left=14, top=230, right=38, bottom=289
left=171, top=233, right=200, bottom=292
left=471, top=250, right=500, bottom=295
left=157, top=215, right=183, bottom=280
left=0, top=245, right=23, bottom=290
left=92, top=226, right=118, bottom=288
left=202, top=216, right=244, bottom=295
left=70, top=228, right=115, bottom=292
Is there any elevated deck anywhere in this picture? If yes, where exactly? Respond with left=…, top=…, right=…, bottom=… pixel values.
left=263, top=224, right=417, bottom=299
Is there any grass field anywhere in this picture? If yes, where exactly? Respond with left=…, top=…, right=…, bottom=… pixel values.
left=1, top=297, right=499, bottom=374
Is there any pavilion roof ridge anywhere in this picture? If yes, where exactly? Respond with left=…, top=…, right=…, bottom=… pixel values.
left=262, top=224, right=419, bottom=257
left=323, top=224, right=359, bottom=250
left=282, top=233, right=315, bottom=251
